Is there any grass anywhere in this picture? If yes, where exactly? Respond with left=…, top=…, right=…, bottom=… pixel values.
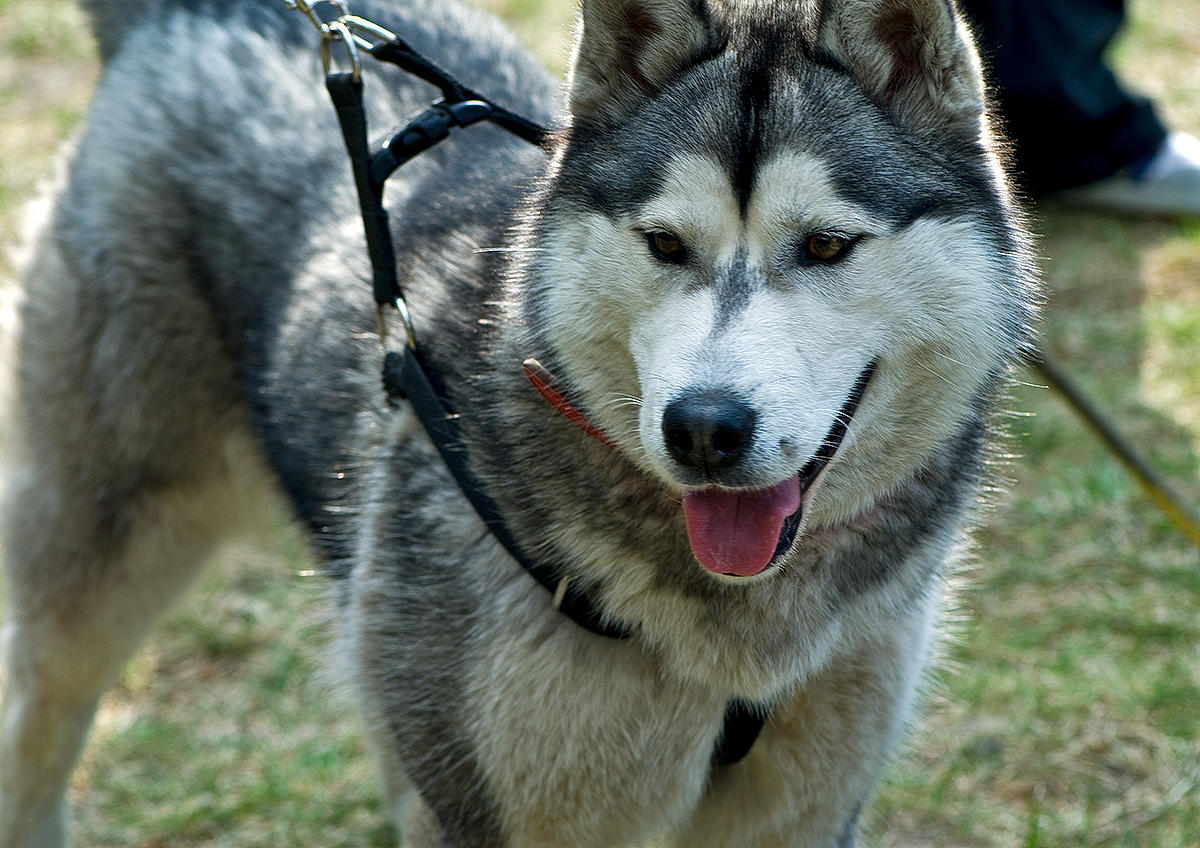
left=2, top=1, right=1198, bottom=846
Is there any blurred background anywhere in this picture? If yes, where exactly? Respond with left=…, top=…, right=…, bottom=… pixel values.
left=0, top=1, right=1197, bottom=845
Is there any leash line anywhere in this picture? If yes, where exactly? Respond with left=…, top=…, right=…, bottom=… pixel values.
left=1031, top=351, right=1200, bottom=550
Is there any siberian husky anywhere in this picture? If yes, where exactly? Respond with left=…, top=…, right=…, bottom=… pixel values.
left=0, top=0, right=1038, bottom=845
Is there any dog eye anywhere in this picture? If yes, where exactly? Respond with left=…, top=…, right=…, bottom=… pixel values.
left=645, top=230, right=688, bottom=264
left=800, top=232, right=855, bottom=264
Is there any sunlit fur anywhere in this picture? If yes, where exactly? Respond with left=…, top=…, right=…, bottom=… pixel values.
left=1, top=0, right=1038, bottom=846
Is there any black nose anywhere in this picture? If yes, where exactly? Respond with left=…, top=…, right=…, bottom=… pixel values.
left=661, top=389, right=757, bottom=473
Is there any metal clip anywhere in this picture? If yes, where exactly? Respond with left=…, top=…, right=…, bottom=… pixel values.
left=284, top=1, right=396, bottom=82
left=343, top=15, right=397, bottom=47
left=377, top=300, right=418, bottom=351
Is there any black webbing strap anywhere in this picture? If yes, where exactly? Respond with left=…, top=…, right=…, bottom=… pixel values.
left=713, top=700, right=766, bottom=767
left=327, top=61, right=629, bottom=640
left=381, top=348, right=634, bottom=641
left=369, top=37, right=549, bottom=147
left=378, top=354, right=763, bottom=761
left=325, top=44, right=547, bottom=310
left=325, top=30, right=766, bottom=766
left=326, top=71, right=401, bottom=309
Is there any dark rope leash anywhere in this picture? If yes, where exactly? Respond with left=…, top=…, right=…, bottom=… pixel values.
left=286, top=1, right=767, bottom=767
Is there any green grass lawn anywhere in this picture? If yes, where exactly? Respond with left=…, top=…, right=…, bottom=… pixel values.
left=2, top=1, right=1198, bottom=846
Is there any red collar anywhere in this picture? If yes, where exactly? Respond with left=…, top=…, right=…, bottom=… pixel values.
left=523, top=358, right=617, bottom=449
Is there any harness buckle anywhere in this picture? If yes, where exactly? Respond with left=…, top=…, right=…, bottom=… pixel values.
left=369, top=100, right=494, bottom=185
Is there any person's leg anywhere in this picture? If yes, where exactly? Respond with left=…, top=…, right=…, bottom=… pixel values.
left=959, top=0, right=1167, bottom=194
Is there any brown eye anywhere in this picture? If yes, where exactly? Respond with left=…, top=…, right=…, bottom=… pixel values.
left=804, top=232, right=850, bottom=262
left=646, top=230, right=687, bottom=264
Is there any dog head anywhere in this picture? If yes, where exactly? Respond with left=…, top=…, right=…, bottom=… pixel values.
left=526, top=0, right=1037, bottom=578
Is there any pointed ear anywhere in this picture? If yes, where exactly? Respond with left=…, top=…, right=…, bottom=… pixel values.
left=817, top=0, right=985, bottom=136
left=567, top=0, right=725, bottom=125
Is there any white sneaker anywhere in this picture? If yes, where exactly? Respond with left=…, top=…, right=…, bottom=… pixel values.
left=1055, top=132, right=1200, bottom=217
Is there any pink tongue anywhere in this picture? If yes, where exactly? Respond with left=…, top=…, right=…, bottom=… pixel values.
left=682, top=477, right=801, bottom=576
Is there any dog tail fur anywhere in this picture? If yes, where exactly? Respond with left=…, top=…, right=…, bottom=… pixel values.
left=77, top=0, right=161, bottom=61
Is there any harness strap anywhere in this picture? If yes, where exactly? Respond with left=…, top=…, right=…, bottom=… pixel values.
left=380, top=353, right=765, bottom=765
left=381, top=348, right=634, bottom=641
left=326, top=71, right=402, bottom=309
left=713, top=700, right=767, bottom=767
left=369, top=37, right=549, bottom=147
left=319, top=21, right=766, bottom=768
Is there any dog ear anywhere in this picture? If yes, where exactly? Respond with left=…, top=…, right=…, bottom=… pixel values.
left=567, top=0, right=725, bottom=125
left=817, top=0, right=985, bottom=136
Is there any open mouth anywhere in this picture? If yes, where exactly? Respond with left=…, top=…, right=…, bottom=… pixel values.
left=682, top=359, right=877, bottom=577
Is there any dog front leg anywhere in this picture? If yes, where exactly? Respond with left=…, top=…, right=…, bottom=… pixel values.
left=0, top=661, right=96, bottom=848
left=672, top=592, right=938, bottom=848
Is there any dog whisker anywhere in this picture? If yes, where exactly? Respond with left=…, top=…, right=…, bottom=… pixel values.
left=473, top=246, right=546, bottom=255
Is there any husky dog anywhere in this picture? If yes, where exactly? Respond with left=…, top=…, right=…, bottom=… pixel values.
left=0, top=0, right=1037, bottom=845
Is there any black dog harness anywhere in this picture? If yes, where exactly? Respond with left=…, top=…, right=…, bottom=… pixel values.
left=291, top=1, right=766, bottom=768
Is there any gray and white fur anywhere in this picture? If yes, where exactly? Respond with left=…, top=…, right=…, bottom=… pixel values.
left=0, top=0, right=1039, bottom=845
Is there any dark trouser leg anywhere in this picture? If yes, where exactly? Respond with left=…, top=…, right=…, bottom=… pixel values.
left=959, top=0, right=1167, bottom=193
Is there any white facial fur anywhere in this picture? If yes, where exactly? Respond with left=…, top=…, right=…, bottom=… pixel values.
left=538, top=150, right=1012, bottom=527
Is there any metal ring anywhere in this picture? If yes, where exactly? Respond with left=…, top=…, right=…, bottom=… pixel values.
left=319, top=19, right=361, bottom=81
